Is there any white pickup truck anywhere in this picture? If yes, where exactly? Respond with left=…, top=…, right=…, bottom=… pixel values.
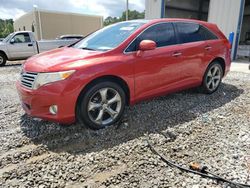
left=0, top=31, right=79, bottom=66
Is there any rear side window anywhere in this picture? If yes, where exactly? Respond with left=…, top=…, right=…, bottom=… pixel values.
left=126, top=23, right=177, bottom=52
left=175, top=22, right=218, bottom=44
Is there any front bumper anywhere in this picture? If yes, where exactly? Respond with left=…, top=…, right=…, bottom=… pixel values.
left=16, top=81, right=76, bottom=124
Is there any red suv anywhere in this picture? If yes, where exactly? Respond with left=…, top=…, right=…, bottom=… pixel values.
left=17, top=19, right=231, bottom=129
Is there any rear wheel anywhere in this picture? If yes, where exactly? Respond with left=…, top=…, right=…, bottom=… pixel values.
left=77, top=81, right=126, bottom=129
left=201, top=61, right=223, bottom=94
left=0, top=53, right=7, bottom=66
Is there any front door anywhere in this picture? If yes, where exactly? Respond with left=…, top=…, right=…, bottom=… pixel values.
left=125, top=22, right=183, bottom=101
left=7, top=33, right=36, bottom=59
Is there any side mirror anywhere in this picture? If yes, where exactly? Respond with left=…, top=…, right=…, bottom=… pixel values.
left=10, top=38, right=15, bottom=44
left=139, top=40, right=156, bottom=51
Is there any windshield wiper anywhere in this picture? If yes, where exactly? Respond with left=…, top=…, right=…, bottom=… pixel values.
left=81, top=47, right=96, bottom=51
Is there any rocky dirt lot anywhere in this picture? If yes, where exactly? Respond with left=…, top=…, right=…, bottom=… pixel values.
left=0, top=61, right=249, bottom=188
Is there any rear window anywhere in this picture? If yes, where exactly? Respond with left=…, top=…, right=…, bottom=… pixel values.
left=175, top=22, right=218, bottom=44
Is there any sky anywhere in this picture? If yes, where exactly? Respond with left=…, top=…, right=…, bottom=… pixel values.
left=0, top=0, right=145, bottom=20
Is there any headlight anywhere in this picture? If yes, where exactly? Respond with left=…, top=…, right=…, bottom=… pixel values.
left=33, top=70, right=75, bottom=89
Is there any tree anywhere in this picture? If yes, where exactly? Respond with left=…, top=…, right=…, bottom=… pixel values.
left=120, top=10, right=145, bottom=21
left=104, top=10, right=145, bottom=26
left=104, top=16, right=120, bottom=26
left=0, top=19, right=14, bottom=38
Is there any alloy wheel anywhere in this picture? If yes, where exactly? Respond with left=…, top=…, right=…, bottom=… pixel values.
left=206, top=64, right=222, bottom=91
left=87, top=87, right=122, bottom=126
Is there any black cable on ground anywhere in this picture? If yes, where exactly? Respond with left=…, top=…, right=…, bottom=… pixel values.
left=146, top=138, right=250, bottom=188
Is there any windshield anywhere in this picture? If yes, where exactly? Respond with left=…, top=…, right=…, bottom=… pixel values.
left=73, top=21, right=148, bottom=51
left=3, top=33, right=13, bottom=43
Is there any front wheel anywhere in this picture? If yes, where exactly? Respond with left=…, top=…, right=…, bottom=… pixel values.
left=201, top=61, right=223, bottom=94
left=77, top=81, right=126, bottom=130
left=0, top=53, right=7, bottom=66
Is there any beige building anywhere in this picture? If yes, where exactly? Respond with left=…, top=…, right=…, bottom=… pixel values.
left=14, top=9, right=103, bottom=40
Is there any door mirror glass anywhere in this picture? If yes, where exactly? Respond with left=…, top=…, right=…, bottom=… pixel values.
left=139, top=40, right=156, bottom=51
left=10, top=38, right=15, bottom=44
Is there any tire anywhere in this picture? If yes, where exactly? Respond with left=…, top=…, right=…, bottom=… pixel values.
left=0, top=53, right=7, bottom=67
left=77, top=81, right=126, bottom=130
left=201, top=61, right=223, bottom=94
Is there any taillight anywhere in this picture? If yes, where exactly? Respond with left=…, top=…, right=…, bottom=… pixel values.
left=227, top=41, right=232, bottom=49
left=226, top=41, right=232, bottom=55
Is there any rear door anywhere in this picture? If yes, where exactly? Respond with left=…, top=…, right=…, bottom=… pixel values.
left=174, top=22, right=212, bottom=84
left=199, top=25, right=227, bottom=64
left=7, top=33, right=36, bottom=59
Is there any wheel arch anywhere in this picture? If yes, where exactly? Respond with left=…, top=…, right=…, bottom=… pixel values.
left=0, top=50, right=8, bottom=60
left=209, top=57, right=226, bottom=76
left=76, top=75, right=131, bottom=111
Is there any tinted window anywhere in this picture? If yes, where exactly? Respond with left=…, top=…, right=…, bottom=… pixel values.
left=175, top=23, right=218, bottom=44
left=126, top=23, right=177, bottom=52
left=200, top=26, right=218, bottom=40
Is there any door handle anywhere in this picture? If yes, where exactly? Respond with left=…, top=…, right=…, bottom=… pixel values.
left=172, top=52, right=182, bottom=57
left=205, top=46, right=212, bottom=50
left=28, top=43, right=33, bottom=47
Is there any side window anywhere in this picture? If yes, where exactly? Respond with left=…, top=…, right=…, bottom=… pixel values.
left=199, top=26, right=218, bottom=41
left=13, top=33, right=31, bottom=43
left=126, top=23, right=177, bottom=52
left=175, top=22, right=218, bottom=44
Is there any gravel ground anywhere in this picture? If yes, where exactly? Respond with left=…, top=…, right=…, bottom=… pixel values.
left=0, top=61, right=249, bottom=188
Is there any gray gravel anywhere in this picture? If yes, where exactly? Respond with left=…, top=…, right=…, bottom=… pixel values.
left=0, top=61, right=249, bottom=188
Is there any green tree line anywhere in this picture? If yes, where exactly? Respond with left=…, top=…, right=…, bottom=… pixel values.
left=0, top=19, right=14, bottom=38
left=104, top=10, right=145, bottom=26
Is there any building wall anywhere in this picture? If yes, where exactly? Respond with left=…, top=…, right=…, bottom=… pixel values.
left=208, top=0, right=243, bottom=58
left=145, top=0, right=246, bottom=59
left=145, top=0, right=162, bottom=19
left=14, top=12, right=33, bottom=32
left=14, top=12, right=40, bottom=39
left=14, top=10, right=103, bottom=40
left=145, top=0, right=241, bottom=42
left=240, top=4, right=250, bottom=42
left=145, top=0, right=210, bottom=20
left=165, top=0, right=209, bottom=21
left=165, top=0, right=209, bottom=10
left=39, top=11, right=103, bottom=40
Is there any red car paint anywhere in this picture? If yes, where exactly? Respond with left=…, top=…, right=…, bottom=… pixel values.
left=16, top=18, right=231, bottom=124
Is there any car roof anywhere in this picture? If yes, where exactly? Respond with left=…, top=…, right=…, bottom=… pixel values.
left=121, top=18, right=215, bottom=29
left=143, top=18, right=225, bottom=40
left=147, top=18, right=211, bottom=26
left=13, top=31, right=33, bottom=35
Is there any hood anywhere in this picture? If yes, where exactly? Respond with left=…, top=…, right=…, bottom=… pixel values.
left=23, top=47, right=103, bottom=72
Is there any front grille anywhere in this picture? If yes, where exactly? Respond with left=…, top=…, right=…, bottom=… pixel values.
left=21, top=72, right=38, bottom=89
